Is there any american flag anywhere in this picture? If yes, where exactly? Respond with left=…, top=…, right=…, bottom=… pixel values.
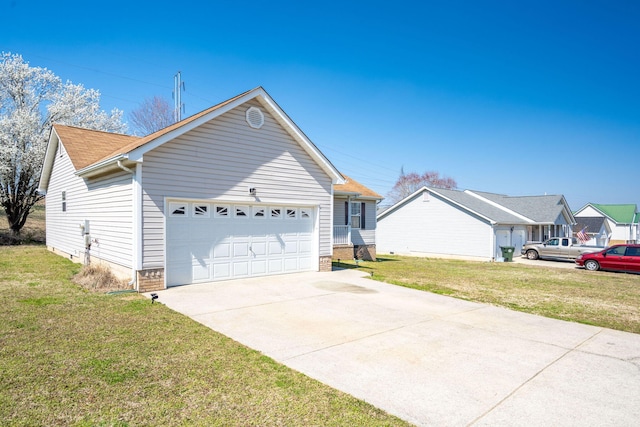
left=576, top=227, right=590, bottom=244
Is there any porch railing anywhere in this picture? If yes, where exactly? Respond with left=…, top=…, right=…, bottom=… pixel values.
left=333, top=225, right=350, bottom=245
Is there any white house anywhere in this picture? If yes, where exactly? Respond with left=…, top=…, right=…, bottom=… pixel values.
left=38, top=87, right=344, bottom=292
left=332, top=175, right=383, bottom=261
left=574, top=203, right=639, bottom=245
left=376, top=187, right=575, bottom=261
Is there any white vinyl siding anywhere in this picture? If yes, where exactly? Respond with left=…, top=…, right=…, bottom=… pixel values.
left=332, top=198, right=377, bottom=246
left=141, top=100, right=333, bottom=270
left=377, top=191, right=492, bottom=258
left=45, top=143, right=134, bottom=268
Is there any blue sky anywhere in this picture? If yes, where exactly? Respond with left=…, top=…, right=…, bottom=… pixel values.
left=4, top=0, right=639, bottom=210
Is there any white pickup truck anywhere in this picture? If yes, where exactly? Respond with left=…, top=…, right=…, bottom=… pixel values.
left=521, top=237, right=603, bottom=261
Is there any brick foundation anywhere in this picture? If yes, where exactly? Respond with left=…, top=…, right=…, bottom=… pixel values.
left=137, top=268, right=165, bottom=293
left=332, top=245, right=355, bottom=261
left=319, top=256, right=332, bottom=272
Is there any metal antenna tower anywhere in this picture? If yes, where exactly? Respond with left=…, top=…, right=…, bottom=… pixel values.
left=173, top=71, right=186, bottom=122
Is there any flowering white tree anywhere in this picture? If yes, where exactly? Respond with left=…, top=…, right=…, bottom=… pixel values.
left=0, top=52, right=127, bottom=237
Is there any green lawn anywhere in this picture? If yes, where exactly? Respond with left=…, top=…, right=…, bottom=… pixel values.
left=337, top=255, right=640, bottom=334
left=0, top=246, right=410, bottom=427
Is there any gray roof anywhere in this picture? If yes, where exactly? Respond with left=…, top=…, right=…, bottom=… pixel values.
left=378, top=186, right=573, bottom=226
left=573, top=217, right=605, bottom=234
left=432, top=188, right=529, bottom=224
left=470, top=191, right=569, bottom=223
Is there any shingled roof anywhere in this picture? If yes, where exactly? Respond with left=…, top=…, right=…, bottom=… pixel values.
left=333, top=175, right=382, bottom=199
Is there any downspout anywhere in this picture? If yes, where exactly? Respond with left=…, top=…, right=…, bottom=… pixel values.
left=117, top=161, right=139, bottom=289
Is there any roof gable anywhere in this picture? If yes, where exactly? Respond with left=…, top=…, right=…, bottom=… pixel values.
left=39, top=87, right=344, bottom=190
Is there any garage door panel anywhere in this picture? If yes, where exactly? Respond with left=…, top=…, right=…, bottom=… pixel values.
left=251, top=260, right=267, bottom=275
left=213, top=263, right=231, bottom=279
left=233, top=241, right=250, bottom=257
left=251, top=241, right=267, bottom=256
left=213, top=242, right=231, bottom=258
left=167, top=202, right=316, bottom=286
left=192, top=262, right=211, bottom=281
left=233, top=261, right=249, bottom=276
left=284, top=258, right=299, bottom=271
left=268, top=240, right=284, bottom=255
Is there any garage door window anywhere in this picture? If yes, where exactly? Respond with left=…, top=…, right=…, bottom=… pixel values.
left=301, top=208, right=311, bottom=219
left=235, top=206, right=249, bottom=217
left=253, top=207, right=266, bottom=218
left=286, top=208, right=297, bottom=219
left=170, top=203, right=187, bottom=217
left=193, top=204, right=209, bottom=217
left=214, top=205, right=229, bottom=218
left=271, top=208, right=282, bottom=219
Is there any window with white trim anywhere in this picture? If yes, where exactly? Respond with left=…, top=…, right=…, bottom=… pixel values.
left=286, top=208, right=297, bottom=219
left=170, top=202, right=187, bottom=216
left=214, top=205, right=229, bottom=218
left=253, top=207, right=265, bottom=218
left=61, top=191, right=67, bottom=212
left=193, top=204, right=209, bottom=217
left=300, top=208, right=311, bottom=219
left=270, top=208, right=282, bottom=219
left=235, top=206, right=249, bottom=217
left=350, top=202, right=361, bottom=229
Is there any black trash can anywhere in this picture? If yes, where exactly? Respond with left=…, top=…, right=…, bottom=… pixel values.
left=500, top=246, right=515, bottom=262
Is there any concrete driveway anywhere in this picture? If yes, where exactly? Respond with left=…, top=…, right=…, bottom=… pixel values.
left=148, top=268, right=640, bottom=426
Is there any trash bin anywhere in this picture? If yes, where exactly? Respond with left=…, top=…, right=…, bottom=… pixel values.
left=500, top=246, right=515, bottom=262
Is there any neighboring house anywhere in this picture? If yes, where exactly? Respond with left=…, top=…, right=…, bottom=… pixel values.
left=332, top=175, right=383, bottom=261
left=38, top=87, right=344, bottom=292
left=572, top=217, right=611, bottom=247
left=574, top=203, right=639, bottom=244
left=376, top=187, right=575, bottom=261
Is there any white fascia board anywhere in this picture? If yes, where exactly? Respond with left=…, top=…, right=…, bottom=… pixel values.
left=37, top=128, right=60, bottom=193
left=376, top=186, right=427, bottom=221
left=256, top=92, right=344, bottom=185
left=464, top=190, right=534, bottom=223
left=75, top=154, right=129, bottom=177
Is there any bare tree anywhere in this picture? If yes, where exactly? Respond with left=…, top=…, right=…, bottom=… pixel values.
left=128, top=96, right=175, bottom=135
left=386, top=168, right=457, bottom=204
left=0, top=52, right=126, bottom=237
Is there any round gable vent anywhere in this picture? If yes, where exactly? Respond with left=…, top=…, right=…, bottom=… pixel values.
left=246, top=106, right=264, bottom=129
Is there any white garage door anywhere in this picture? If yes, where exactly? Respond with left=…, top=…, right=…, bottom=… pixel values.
left=166, top=201, right=316, bottom=286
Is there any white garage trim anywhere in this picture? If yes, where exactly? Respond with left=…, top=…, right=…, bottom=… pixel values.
left=165, top=198, right=319, bottom=286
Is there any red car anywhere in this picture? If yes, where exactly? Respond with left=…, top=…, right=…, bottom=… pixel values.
left=575, top=244, right=640, bottom=273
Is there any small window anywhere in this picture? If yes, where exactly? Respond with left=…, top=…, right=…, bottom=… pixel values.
left=271, top=208, right=282, bottom=219
left=561, top=238, right=569, bottom=247
left=350, top=202, right=361, bottom=229
left=253, top=207, right=265, bottom=218
left=170, top=203, right=187, bottom=216
left=193, top=204, right=209, bottom=217
left=300, top=208, right=311, bottom=219
left=61, top=191, right=67, bottom=212
left=214, top=205, right=229, bottom=218
left=235, top=206, right=249, bottom=217
left=547, top=238, right=559, bottom=246
left=286, top=208, right=297, bottom=219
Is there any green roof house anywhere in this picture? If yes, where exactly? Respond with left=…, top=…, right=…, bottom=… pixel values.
left=574, top=203, right=639, bottom=244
